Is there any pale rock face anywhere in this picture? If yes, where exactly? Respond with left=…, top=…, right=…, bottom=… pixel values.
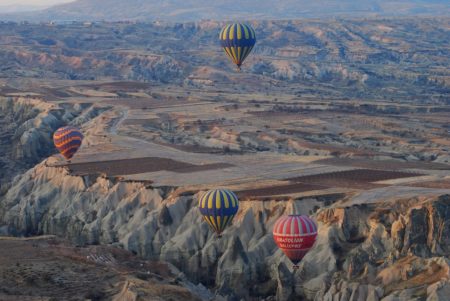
left=0, top=98, right=58, bottom=163
left=0, top=96, right=114, bottom=195
left=275, top=262, right=294, bottom=301
left=0, top=160, right=449, bottom=300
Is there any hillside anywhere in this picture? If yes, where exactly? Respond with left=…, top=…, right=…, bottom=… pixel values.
left=1, top=0, right=449, bottom=22
left=0, top=236, right=205, bottom=300
left=0, top=18, right=448, bottom=103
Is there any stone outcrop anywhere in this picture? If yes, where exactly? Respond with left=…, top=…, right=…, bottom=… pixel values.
left=0, top=96, right=112, bottom=195
left=0, top=160, right=448, bottom=300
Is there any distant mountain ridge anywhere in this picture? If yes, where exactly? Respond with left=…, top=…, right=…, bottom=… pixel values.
left=1, top=0, right=449, bottom=22
left=0, top=4, right=47, bottom=13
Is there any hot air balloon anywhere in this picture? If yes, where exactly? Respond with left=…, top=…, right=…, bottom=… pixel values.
left=198, top=188, right=239, bottom=238
left=220, top=23, right=256, bottom=70
left=273, top=215, right=318, bottom=269
left=53, top=126, right=83, bottom=160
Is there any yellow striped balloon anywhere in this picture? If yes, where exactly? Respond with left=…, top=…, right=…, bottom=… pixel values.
left=219, top=23, right=256, bottom=70
left=198, top=188, right=239, bottom=237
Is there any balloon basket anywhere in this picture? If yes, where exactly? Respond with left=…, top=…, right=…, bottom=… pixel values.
left=293, top=265, right=299, bottom=270
left=217, top=234, right=223, bottom=239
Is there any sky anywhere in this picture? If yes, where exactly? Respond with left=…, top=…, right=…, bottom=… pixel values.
left=0, top=0, right=72, bottom=6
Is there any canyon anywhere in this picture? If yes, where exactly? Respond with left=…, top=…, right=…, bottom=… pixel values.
left=0, top=17, right=449, bottom=300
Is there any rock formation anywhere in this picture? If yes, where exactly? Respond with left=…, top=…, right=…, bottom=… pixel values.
left=0, top=159, right=448, bottom=300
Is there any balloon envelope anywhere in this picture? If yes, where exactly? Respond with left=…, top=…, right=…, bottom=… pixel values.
left=53, top=126, right=83, bottom=160
left=198, top=188, right=239, bottom=236
left=273, top=215, right=318, bottom=267
left=220, top=23, right=256, bottom=69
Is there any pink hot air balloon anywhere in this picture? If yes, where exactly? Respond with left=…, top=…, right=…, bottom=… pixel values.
left=273, top=215, right=318, bottom=269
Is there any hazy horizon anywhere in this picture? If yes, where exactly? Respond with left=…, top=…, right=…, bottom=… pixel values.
left=0, top=0, right=448, bottom=20
left=0, top=0, right=72, bottom=5
left=0, top=0, right=73, bottom=12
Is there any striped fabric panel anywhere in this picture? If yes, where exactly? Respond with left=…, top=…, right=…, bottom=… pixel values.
left=273, top=215, right=318, bottom=265
left=53, top=126, right=83, bottom=159
left=54, top=126, right=83, bottom=140
left=273, top=215, right=318, bottom=253
left=273, top=215, right=318, bottom=236
left=198, top=188, right=239, bottom=234
left=54, top=135, right=83, bottom=148
left=220, top=23, right=256, bottom=67
left=220, top=24, right=255, bottom=42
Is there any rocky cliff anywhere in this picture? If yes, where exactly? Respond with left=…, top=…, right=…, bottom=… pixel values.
left=0, top=159, right=448, bottom=300
left=0, top=96, right=60, bottom=195
left=0, top=96, right=111, bottom=195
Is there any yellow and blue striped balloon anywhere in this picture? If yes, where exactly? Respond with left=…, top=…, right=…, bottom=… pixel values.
left=198, top=188, right=239, bottom=237
left=219, top=23, right=256, bottom=70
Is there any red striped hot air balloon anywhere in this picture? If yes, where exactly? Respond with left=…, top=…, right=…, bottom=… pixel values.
left=273, top=215, right=318, bottom=269
left=53, top=126, right=83, bottom=160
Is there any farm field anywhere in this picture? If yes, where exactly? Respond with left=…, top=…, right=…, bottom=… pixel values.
left=29, top=73, right=448, bottom=198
